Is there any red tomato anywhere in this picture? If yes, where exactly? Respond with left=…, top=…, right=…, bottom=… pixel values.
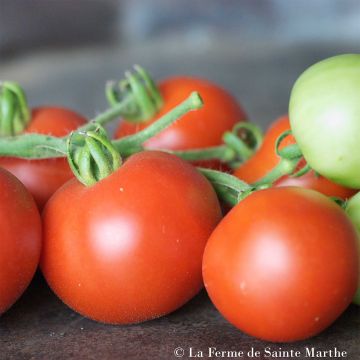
left=0, top=168, right=42, bottom=315
left=0, top=107, right=86, bottom=209
left=41, top=151, right=222, bottom=324
left=203, top=187, right=359, bottom=342
left=234, top=116, right=355, bottom=199
left=115, top=76, right=246, bottom=150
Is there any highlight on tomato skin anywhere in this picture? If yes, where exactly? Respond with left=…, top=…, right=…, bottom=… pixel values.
left=202, top=187, right=359, bottom=343
left=41, top=151, right=222, bottom=324
left=0, top=107, right=87, bottom=209
left=0, top=168, right=42, bottom=316
left=115, top=76, right=247, bottom=151
left=233, top=115, right=356, bottom=199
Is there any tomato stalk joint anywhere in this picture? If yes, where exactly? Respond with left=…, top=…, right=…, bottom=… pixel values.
left=0, top=82, right=31, bottom=136
left=67, top=125, right=122, bottom=186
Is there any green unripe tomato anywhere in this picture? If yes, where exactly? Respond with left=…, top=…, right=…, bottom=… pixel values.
left=345, top=192, right=360, bottom=305
left=289, top=54, right=360, bottom=188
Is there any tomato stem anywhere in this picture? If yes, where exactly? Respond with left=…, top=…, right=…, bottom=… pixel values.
left=252, top=131, right=307, bottom=187
left=252, top=157, right=302, bottom=187
left=200, top=132, right=310, bottom=207
left=166, top=122, right=263, bottom=166
left=0, top=97, right=135, bottom=159
left=114, top=91, right=203, bottom=156
left=0, top=92, right=202, bottom=160
left=0, top=82, right=31, bottom=136
left=79, top=95, right=134, bottom=133
left=198, top=168, right=253, bottom=204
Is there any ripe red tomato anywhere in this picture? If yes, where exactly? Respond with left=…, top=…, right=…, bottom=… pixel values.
left=203, top=187, right=359, bottom=342
left=41, top=151, right=222, bottom=324
left=0, top=107, right=86, bottom=209
left=234, top=116, right=355, bottom=199
left=115, top=76, right=246, bottom=150
left=0, top=168, right=42, bottom=315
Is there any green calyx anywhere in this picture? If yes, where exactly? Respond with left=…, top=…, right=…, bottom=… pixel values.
left=0, top=82, right=31, bottom=136
left=67, top=125, right=122, bottom=186
left=106, top=65, right=163, bottom=123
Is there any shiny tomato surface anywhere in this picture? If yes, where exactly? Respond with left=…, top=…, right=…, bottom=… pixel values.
left=203, top=187, right=359, bottom=342
left=41, top=151, right=222, bottom=324
left=234, top=116, right=355, bottom=199
left=0, top=107, right=86, bottom=209
left=0, top=168, right=42, bottom=315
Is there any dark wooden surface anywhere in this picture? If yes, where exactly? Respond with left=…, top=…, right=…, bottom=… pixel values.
left=1, top=41, right=360, bottom=359
left=1, top=274, right=359, bottom=360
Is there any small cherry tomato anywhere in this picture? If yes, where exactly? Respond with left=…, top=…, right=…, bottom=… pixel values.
left=0, top=168, right=41, bottom=315
left=234, top=115, right=355, bottom=199
left=0, top=107, right=86, bottom=209
left=115, top=76, right=246, bottom=150
left=41, top=151, right=222, bottom=324
left=203, top=187, right=359, bottom=342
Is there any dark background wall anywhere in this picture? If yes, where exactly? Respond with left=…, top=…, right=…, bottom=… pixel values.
left=1, top=0, right=360, bottom=55
left=1, top=0, right=360, bottom=127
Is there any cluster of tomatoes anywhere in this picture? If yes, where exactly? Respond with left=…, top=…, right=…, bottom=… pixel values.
left=0, top=54, right=359, bottom=343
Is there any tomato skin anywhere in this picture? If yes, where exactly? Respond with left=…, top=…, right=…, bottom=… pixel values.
left=234, top=115, right=356, bottom=199
left=0, top=107, right=86, bottom=209
left=25, top=107, right=87, bottom=136
left=203, top=187, right=359, bottom=342
left=115, top=76, right=246, bottom=150
left=289, top=54, right=360, bottom=188
left=0, top=168, right=42, bottom=315
left=41, top=151, right=222, bottom=324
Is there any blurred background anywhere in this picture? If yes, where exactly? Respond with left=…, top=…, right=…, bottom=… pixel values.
left=1, top=0, right=360, bottom=128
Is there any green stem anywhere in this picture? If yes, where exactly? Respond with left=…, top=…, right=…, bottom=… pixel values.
left=156, top=122, right=263, bottom=166
left=0, top=98, right=138, bottom=159
left=211, top=185, right=240, bottom=208
left=224, top=122, right=263, bottom=160
left=198, top=167, right=253, bottom=205
left=252, top=157, right=302, bottom=187
left=198, top=130, right=309, bottom=207
left=78, top=96, right=133, bottom=132
left=114, top=91, right=203, bottom=156
left=0, top=91, right=202, bottom=159
left=251, top=130, right=306, bottom=187
left=167, top=145, right=235, bottom=162
left=0, top=133, right=66, bottom=158
left=198, top=168, right=251, bottom=193
left=223, top=132, right=253, bottom=161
